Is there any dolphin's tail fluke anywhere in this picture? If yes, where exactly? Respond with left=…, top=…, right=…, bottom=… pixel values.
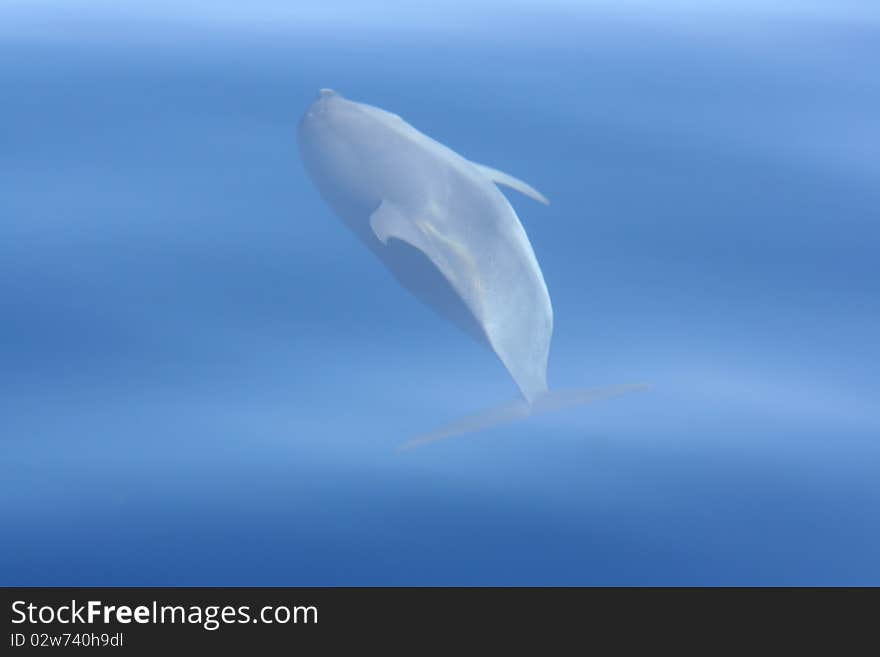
left=397, top=383, right=650, bottom=451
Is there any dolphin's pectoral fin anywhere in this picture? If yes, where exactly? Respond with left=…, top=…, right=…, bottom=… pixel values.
left=370, top=200, right=483, bottom=327
left=369, top=201, right=430, bottom=251
left=472, top=162, right=550, bottom=205
left=370, top=201, right=455, bottom=283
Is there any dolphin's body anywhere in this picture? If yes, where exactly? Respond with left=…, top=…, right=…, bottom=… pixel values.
left=298, top=89, right=646, bottom=447
left=298, top=89, right=551, bottom=403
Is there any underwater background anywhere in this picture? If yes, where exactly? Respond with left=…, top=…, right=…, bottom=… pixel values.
left=2, top=1, right=878, bottom=585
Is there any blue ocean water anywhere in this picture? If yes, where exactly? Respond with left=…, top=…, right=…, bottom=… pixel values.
left=1, top=1, right=878, bottom=585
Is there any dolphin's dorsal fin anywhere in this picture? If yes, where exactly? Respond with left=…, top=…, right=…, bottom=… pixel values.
left=472, top=163, right=549, bottom=205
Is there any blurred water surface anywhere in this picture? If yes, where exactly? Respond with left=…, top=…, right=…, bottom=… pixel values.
left=1, top=1, right=878, bottom=584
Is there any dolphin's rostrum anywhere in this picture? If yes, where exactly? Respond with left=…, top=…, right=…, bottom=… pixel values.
left=298, top=89, right=646, bottom=447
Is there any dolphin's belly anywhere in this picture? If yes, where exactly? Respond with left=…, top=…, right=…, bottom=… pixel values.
left=372, top=235, right=491, bottom=346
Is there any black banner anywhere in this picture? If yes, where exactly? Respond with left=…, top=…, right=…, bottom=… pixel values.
left=0, top=587, right=873, bottom=651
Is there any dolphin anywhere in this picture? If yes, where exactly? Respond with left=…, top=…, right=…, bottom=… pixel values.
left=297, top=89, right=646, bottom=448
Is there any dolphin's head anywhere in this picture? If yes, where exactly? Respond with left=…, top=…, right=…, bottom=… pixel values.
left=297, top=88, right=351, bottom=167
left=297, top=89, right=380, bottom=216
left=298, top=88, right=343, bottom=135
left=298, top=88, right=404, bottom=150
